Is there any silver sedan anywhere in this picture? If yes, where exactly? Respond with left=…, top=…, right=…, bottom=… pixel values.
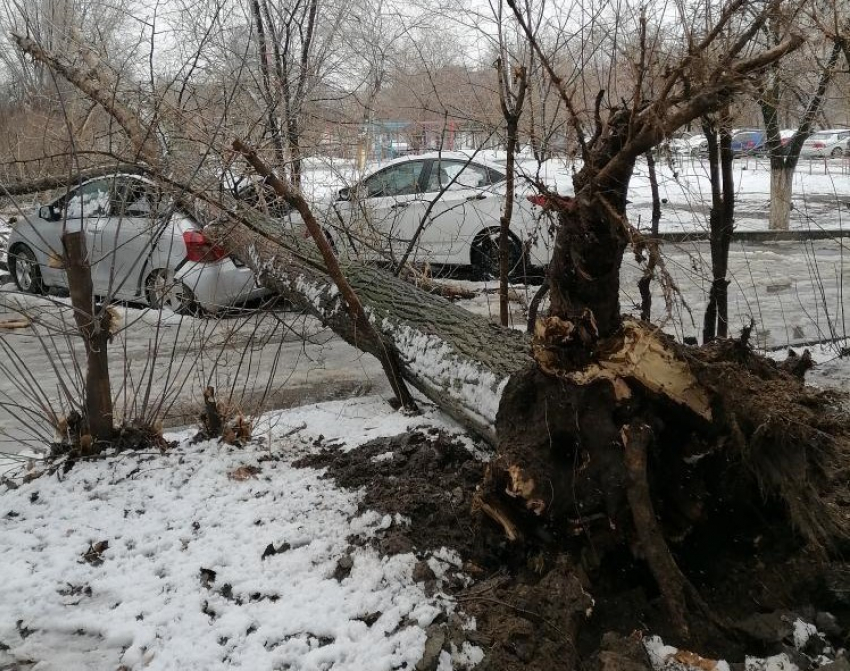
left=6, top=175, right=268, bottom=313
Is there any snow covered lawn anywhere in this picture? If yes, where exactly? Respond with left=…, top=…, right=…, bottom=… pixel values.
left=0, top=398, right=483, bottom=671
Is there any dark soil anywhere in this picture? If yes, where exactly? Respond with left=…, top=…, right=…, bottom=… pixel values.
left=294, top=427, right=850, bottom=671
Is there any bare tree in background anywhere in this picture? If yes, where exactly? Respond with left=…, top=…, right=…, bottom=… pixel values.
left=493, top=0, right=528, bottom=326
left=760, top=6, right=845, bottom=230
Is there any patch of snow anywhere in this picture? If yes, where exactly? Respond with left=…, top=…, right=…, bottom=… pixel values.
left=792, top=619, right=818, bottom=649
left=380, top=319, right=509, bottom=438
left=255, top=395, right=472, bottom=454
left=746, top=654, right=799, bottom=671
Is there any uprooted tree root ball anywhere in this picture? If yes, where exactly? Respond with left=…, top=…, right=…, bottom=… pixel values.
left=298, top=328, right=850, bottom=669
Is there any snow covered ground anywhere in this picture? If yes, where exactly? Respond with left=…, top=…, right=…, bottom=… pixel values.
left=0, top=397, right=483, bottom=671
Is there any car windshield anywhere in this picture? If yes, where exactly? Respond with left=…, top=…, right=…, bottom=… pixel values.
left=808, top=133, right=834, bottom=142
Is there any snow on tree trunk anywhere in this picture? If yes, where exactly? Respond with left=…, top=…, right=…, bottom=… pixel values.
left=216, top=212, right=532, bottom=443
left=769, top=166, right=795, bottom=231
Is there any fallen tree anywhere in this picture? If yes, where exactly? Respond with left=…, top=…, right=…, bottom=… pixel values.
left=12, top=10, right=850, bottom=659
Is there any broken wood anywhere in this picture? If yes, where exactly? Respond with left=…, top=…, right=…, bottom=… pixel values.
left=0, top=317, right=32, bottom=330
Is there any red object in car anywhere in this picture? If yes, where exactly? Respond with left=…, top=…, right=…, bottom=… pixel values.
left=183, top=230, right=227, bottom=262
left=527, top=192, right=576, bottom=211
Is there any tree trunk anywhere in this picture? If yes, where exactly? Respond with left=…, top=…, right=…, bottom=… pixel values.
left=214, top=209, right=531, bottom=443
left=646, top=151, right=661, bottom=235
left=62, top=231, right=114, bottom=449
left=500, top=116, right=520, bottom=327
left=702, top=123, right=734, bottom=342
left=769, top=165, right=794, bottom=231
left=761, top=39, right=841, bottom=231
left=546, top=140, right=634, bottom=344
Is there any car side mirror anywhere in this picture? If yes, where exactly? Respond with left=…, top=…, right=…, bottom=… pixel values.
left=337, top=187, right=351, bottom=201
left=39, top=206, right=58, bottom=221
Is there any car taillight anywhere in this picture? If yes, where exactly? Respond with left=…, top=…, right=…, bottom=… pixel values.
left=183, top=230, right=227, bottom=263
left=527, top=194, right=549, bottom=208
left=813, top=142, right=825, bottom=149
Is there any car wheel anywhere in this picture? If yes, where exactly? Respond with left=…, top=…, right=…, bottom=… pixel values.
left=470, top=229, right=523, bottom=282
left=831, top=147, right=844, bottom=158
left=146, top=268, right=197, bottom=314
left=10, top=245, right=45, bottom=294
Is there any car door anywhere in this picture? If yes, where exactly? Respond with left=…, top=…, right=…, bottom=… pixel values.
left=415, top=159, right=505, bottom=264
left=91, top=178, right=162, bottom=300
left=332, top=160, right=429, bottom=263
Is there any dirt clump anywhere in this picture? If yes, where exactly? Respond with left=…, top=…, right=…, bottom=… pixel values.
left=295, top=428, right=496, bottom=561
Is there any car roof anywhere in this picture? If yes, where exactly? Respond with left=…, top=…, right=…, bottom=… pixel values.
left=810, top=128, right=850, bottom=135
left=364, top=151, right=506, bottom=175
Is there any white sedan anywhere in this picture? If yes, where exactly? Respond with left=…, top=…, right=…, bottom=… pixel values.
left=311, top=152, right=554, bottom=279
left=800, top=129, right=850, bottom=158
left=6, top=174, right=268, bottom=313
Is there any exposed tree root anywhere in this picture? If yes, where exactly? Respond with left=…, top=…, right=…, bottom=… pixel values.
left=622, top=421, right=690, bottom=639
left=478, top=318, right=850, bottom=646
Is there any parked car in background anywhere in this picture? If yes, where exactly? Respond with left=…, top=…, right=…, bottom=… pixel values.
left=688, top=134, right=710, bottom=154
left=800, top=129, right=850, bottom=158
left=684, top=128, right=765, bottom=156
left=730, top=130, right=765, bottom=156
left=770, top=129, right=798, bottom=154
left=6, top=174, right=268, bottom=313
left=311, top=152, right=554, bottom=279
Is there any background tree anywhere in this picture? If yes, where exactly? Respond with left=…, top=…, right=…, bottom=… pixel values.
left=759, top=5, right=844, bottom=231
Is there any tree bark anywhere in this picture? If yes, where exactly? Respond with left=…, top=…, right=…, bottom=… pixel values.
left=213, top=207, right=531, bottom=443
left=62, top=231, right=114, bottom=449
left=546, top=117, right=635, bottom=345
left=702, top=123, right=734, bottom=343
left=496, top=58, right=527, bottom=327
left=769, top=166, right=794, bottom=235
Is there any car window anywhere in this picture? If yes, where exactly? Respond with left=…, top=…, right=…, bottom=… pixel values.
left=64, top=179, right=114, bottom=219
left=113, top=180, right=162, bottom=217
left=363, top=161, right=426, bottom=198
left=426, top=161, right=503, bottom=192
